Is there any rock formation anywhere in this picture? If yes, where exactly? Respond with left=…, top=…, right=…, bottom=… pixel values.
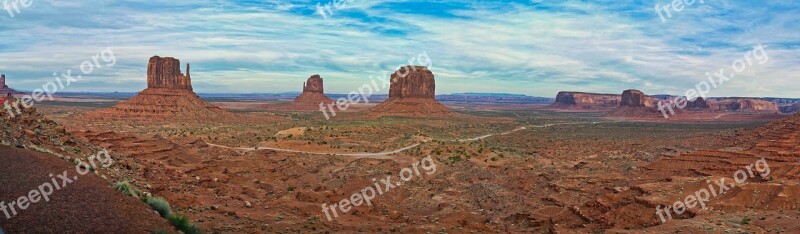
left=607, top=89, right=664, bottom=118
left=369, top=66, right=453, bottom=117
left=85, top=56, right=235, bottom=121
left=784, top=103, right=800, bottom=113
left=686, top=97, right=709, bottom=109
left=549, top=92, right=621, bottom=110
left=707, top=98, right=779, bottom=113
left=0, top=74, right=20, bottom=95
left=619, top=89, right=654, bottom=107
left=293, top=75, right=333, bottom=107
left=147, top=57, right=192, bottom=90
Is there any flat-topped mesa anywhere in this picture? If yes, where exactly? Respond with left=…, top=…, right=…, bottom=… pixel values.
left=147, top=56, right=192, bottom=91
left=550, top=91, right=621, bottom=110
left=303, top=74, right=324, bottom=94
left=708, top=98, right=780, bottom=112
left=388, top=66, right=435, bottom=99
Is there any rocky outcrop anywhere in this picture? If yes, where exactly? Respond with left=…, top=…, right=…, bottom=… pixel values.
left=369, top=66, right=453, bottom=117
left=85, top=56, right=234, bottom=121
left=0, top=74, right=20, bottom=95
left=619, top=89, right=654, bottom=107
left=549, top=92, right=621, bottom=110
left=146, top=56, right=192, bottom=90
left=784, top=103, right=800, bottom=113
left=707, top=98, right=779, bottom=113
left=293, top=75, right=333, bottom=107
left=607, top=89, right=663, bottom=118
left=686, top=97, right=709, bottom=109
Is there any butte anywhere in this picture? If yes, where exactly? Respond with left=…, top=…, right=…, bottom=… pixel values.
left=291, top=74, right=334, bottom=110
left=85, top=56, right=235, bottom=121
left=369, top=66, right=453, bottom=118
left=0, top=74, right=22, bottom=96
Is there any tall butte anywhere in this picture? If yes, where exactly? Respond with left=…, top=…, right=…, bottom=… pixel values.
left=86, top=56, right=234, bottom=121
left=0, top=74, right=20, bottom=95
left=293, top=74, right=333, bottom=108
left=369, top=66, right=453, bottom=118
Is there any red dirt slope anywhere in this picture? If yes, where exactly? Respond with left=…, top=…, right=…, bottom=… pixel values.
left=0, top=145, right=173, bottom=233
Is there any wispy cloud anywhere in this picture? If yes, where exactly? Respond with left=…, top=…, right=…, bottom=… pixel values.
left=0, top=0, right=798, bottom=97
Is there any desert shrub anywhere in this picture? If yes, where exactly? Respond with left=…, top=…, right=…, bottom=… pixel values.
left=145, top=196, right=172, bottom=218
left=113, top=181, right=139, bottom=197
left=168, top=214, right=202, bottom=234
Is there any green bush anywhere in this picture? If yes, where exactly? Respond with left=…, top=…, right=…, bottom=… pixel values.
left=168, top=214, right=202, bottom=234
left=145, top=196, right=172, bottom=218
left=113, top=181, right=139, bottom=197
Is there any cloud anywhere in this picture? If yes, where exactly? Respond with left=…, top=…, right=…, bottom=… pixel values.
left=0, top=0, right=798, bottom=97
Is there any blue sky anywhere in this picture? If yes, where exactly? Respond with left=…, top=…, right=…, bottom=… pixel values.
left=0, top=0, right=798, bottom=97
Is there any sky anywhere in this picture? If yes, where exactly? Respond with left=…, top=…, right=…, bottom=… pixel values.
left=0, top=0, right=798, bottom=97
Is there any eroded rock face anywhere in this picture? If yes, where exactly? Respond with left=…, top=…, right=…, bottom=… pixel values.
left=388, top=66, right=435, bottom=99
left=147, top=56, right=192, bottom=91
left=620, top=89, right=653, bottom=107
left=1, top=74, right=6, bottom=88
left=294, top=75, right=333, bottom=106
left=551, top=92, right=621, bottom=110
left=370, top=66, right=452, bottom=117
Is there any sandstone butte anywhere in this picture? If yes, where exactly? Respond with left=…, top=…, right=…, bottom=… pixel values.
left=85, top=56, right=235, bottom=121
left=369, top=66, right=453, bottom=118
left=0, top=74, right=20, bottom=95
left=292, top=74, right=334, bottom=108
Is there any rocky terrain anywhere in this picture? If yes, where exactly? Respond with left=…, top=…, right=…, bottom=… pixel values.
left=292, top=74, right=334, bottom=110
left=548, top=91, right=621, bottom=110
left=85, top=56, right=236, bottom=122
left=369, top=66, right=453, bottom=118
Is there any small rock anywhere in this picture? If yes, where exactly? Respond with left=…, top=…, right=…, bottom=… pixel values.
left=245, top=201, right=252, bottom=208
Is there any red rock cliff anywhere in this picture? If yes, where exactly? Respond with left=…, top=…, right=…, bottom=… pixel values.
left=302, top=75, right=325, bottom=93
left=550, top=92, right=621, bottom=110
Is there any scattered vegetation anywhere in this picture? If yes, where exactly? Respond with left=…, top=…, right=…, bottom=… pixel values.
left=113, top=180, right=139, bottom=197
left=145, top=196, right=172, bottom=218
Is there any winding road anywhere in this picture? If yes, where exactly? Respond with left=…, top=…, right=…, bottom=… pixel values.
left=207, top=121, right=612, bottom=158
